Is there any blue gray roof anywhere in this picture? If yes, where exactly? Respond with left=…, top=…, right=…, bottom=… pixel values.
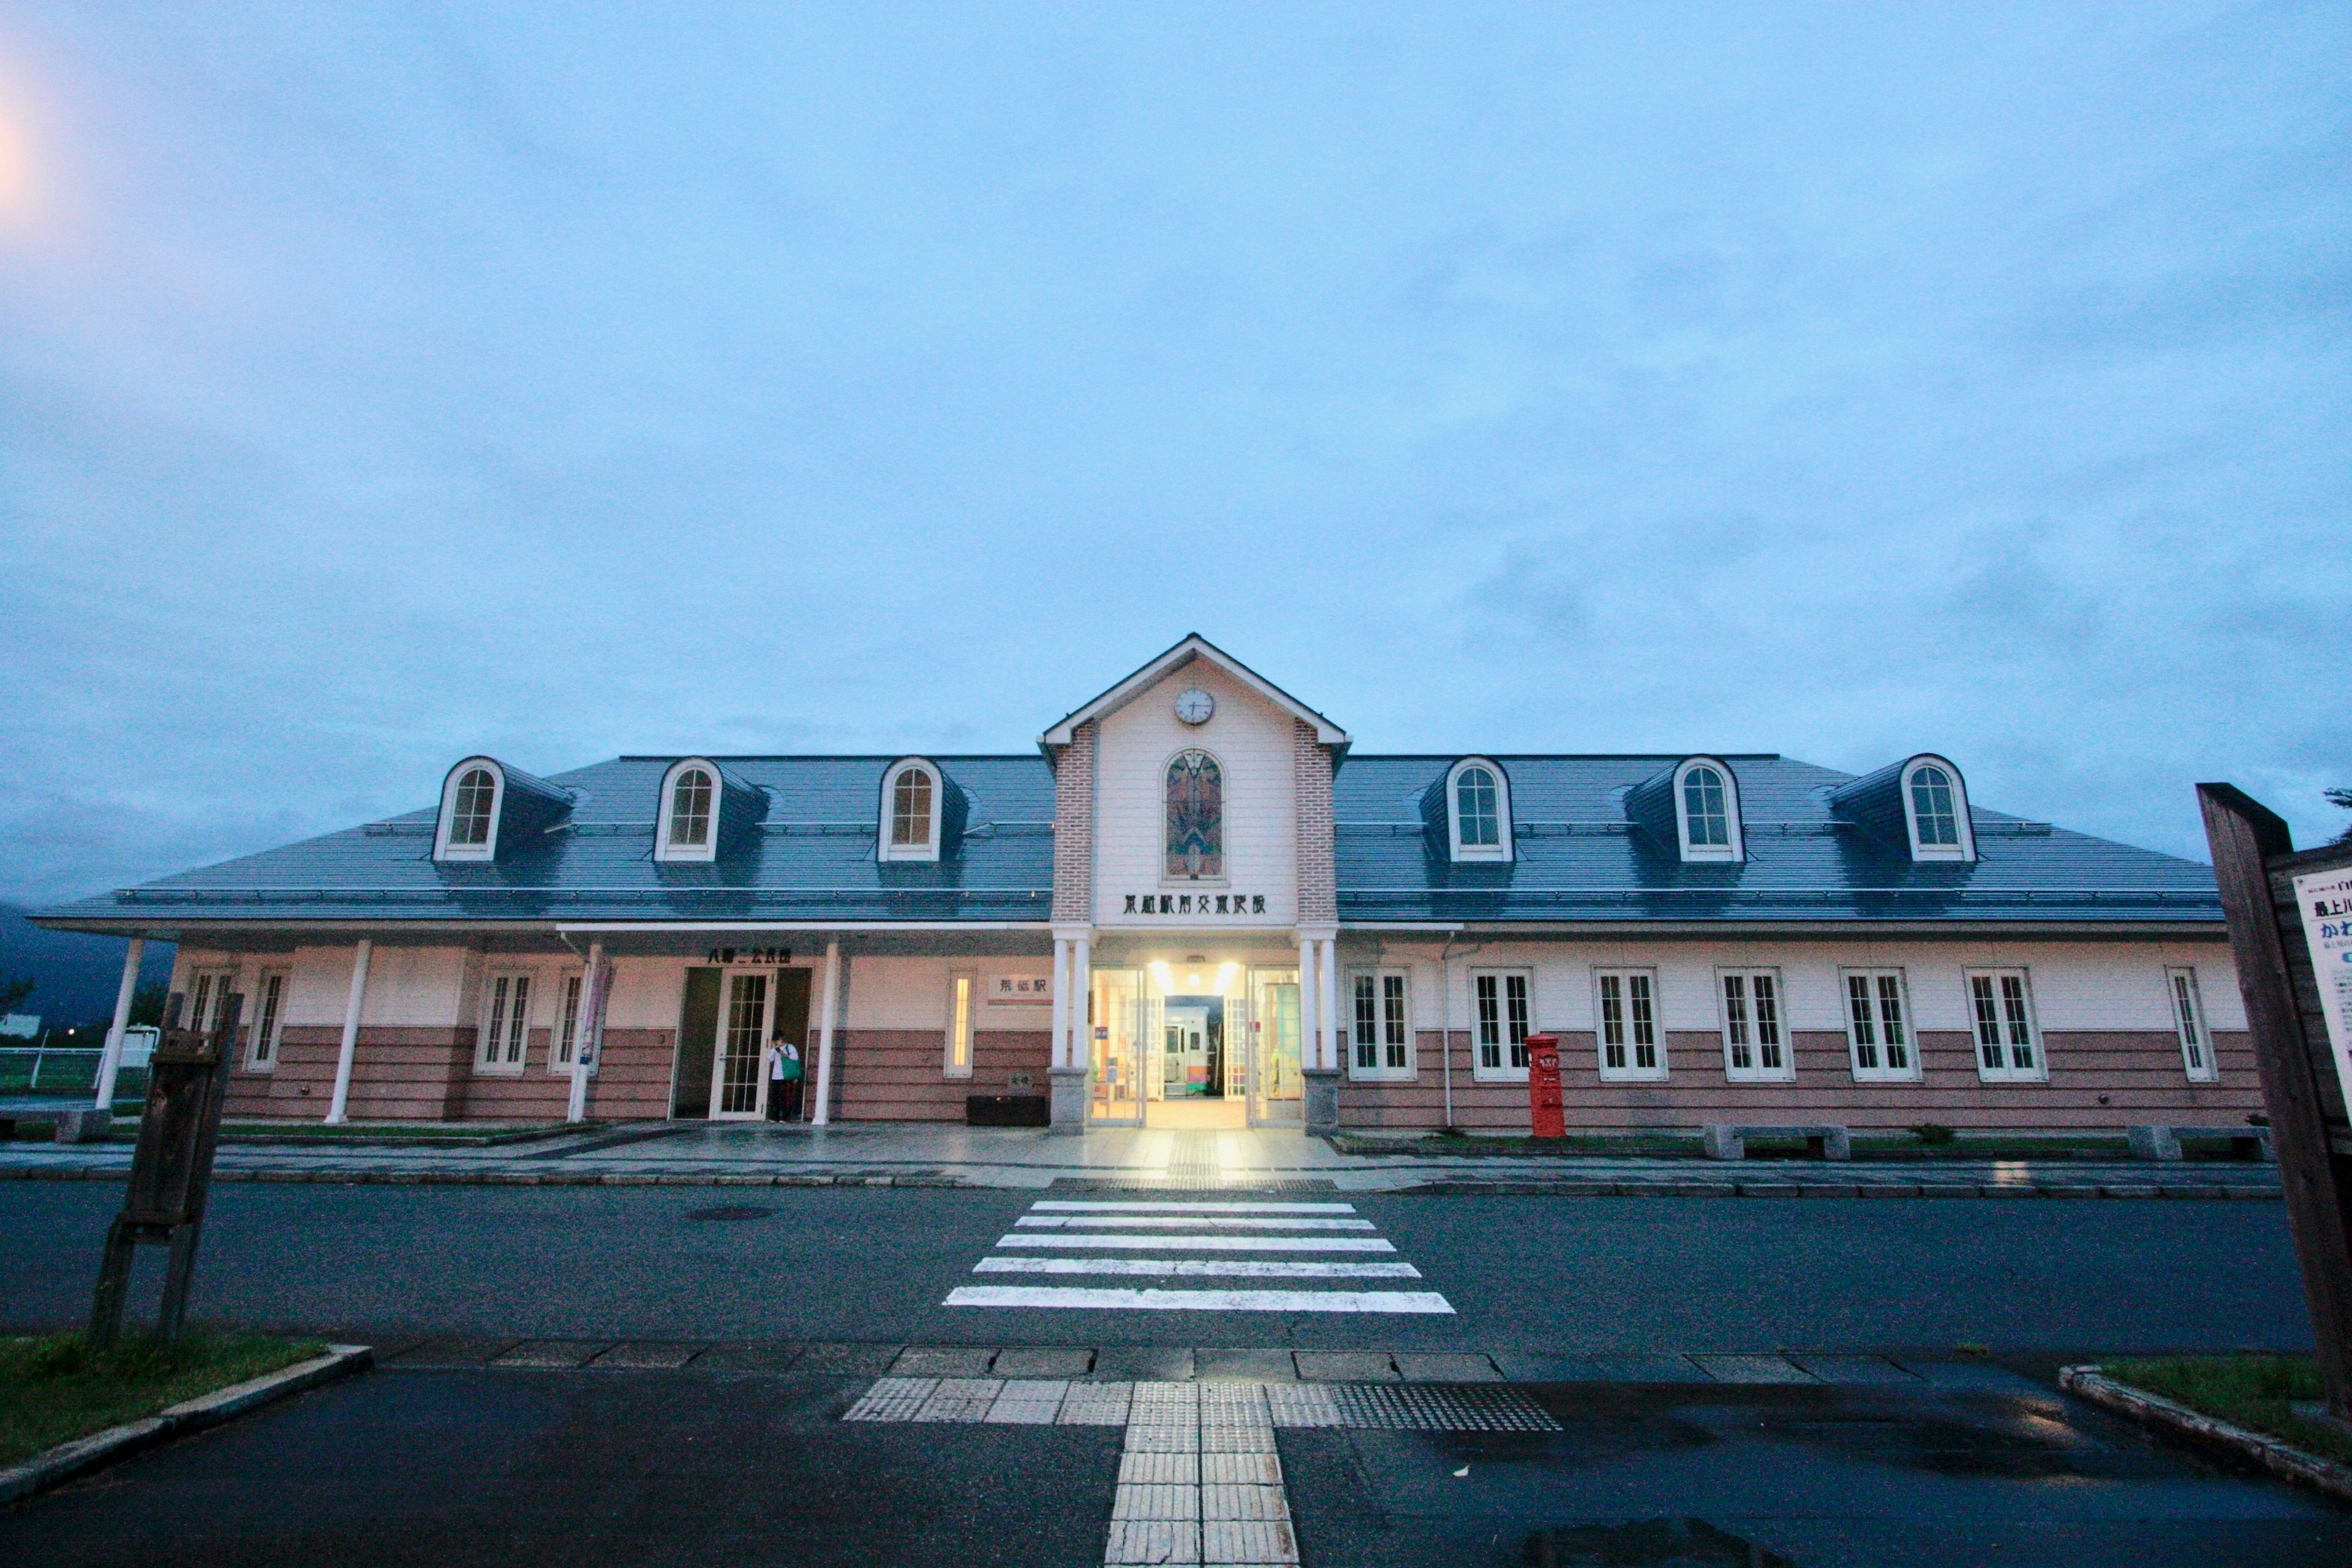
left=36, top=752, right=2221, bottom=930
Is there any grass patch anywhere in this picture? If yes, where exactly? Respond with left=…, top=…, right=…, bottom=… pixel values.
left=0, top=1330, right=325, bottom=1468
left=2105, top=1354, right=2352, bottom=1468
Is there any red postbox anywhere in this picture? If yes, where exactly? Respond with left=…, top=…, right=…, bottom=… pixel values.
left=1525, top=1031, right=1564, bottom=1140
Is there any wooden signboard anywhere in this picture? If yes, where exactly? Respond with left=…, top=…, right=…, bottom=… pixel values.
left=2198, top=784, right=2352, bottom=1419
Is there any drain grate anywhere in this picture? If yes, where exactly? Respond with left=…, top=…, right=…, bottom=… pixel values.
left=1324, top=1382, right=1561, bottom=1433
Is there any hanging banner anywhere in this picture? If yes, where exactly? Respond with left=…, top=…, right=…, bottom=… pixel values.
left=2294, top=864, right=2352, bottom=1110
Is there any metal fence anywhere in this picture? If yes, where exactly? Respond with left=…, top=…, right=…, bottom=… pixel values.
left=0, top=1045, right=151, bottom=1101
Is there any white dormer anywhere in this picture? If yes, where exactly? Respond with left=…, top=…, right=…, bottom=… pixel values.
left=1673, top=756, right=1744, bottom=863
left=435, top=758, right=506, bottom=862
left=1902, top=755, right=1975, bottom=862
left=1446, top=758, right=1513, bottom=863
left=880, top=757, right=943, bottom=862
left=657, top=758, right=723, bottom=862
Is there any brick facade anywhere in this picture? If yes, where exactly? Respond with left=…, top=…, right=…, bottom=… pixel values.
left=1050, top=719, right=1095, bottom=924
left=1292, top=718, right=1336, bottom=924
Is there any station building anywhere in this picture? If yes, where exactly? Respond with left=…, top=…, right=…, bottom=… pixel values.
left=38, top=636, right=2258, bottom=1138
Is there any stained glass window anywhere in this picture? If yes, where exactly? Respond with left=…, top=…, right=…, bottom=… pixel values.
left=1164, top=750, right=1223, bottom=879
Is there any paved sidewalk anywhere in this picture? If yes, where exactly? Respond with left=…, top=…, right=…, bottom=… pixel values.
left=0, top=1121, right=2284, bottom=1199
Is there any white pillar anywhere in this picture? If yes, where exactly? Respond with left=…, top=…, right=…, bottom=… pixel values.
left=811, top=937, right=841, bottom=1125
left=566, top=941, right=606, bottom=1124
left=1317, top=938, right=1340, bottom=1071
left=1071, top=935, right=1090, bottom=1071
left=325, top=939, right=372, bottom=1125
left=1296, top=934, right=1319, bottom=1071
left=1050, top=938, right=1072, bottom=1069
left=91, top=938, right=145, bottom=1111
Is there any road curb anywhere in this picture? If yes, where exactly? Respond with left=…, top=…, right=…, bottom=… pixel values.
left=2059, top=1365, right=2352, bottom=1506
left=0, top=1343, right=372, bottom=1509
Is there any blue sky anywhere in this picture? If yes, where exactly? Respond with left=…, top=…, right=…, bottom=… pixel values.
left=1, top=3, right=2345, bottom=905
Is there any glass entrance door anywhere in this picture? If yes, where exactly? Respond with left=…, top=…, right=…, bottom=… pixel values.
left=1249, top=969, right=1303, bottom=1125
left=1090, top=968, right=1143, bottom=1125
left=708, top=970, right=770, bottom=1120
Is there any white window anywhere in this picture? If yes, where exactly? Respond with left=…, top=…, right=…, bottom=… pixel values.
left=1471, top=969, right=1532, bottom=1080
left=1717, top=970, right=1789, bottom=1082
left=1841, top=968, right=1917, bottom=1081
left=247, top=970, right=288, bottom=1070
left=183, top=968, right=238, bottom=1036
left=654, top=758, right=725, bottom=862
left=946, top=971, right=976, bottom=1079
left=1901, top=756, right=1975, bottom=862
left=2168, top=967, right=2217, bottom=1083
left=477, top=971, right=533, bottom=1073
left=1596, top=968, right=1665, bottom=1081
left=551, top=971, right=595, bottom=1073
left=1445, top=758, right=1512, bottom=863
left=1673, top=758, right=1743, bottom=862
left=435, top=758, right=504, bottom=861
left=1968, top=968, right=2045, bottom=1082
left=1350, top=969, right=1413, bottom=1079
left=879, top=758, right=941, bottom=862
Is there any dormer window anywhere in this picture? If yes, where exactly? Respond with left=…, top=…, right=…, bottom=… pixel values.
left=434, top=758, right=505, bottom=862
left=1673, top=758, right=1743, bottom=863
left=1901, top=756, right=1975, bottom=862
left=1446, top=758, right=1512, bottom=863
left=657, top=759, right=723, bottom=862
left=880, top=758, right=941, bottom=862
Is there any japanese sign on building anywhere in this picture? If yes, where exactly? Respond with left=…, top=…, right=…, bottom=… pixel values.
left=989, top=974, right=1053, bottom=1006
left=2294, top=863, right=2352, bottom=1111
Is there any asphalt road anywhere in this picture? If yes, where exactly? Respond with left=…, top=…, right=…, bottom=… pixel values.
left=0, top=1183, right=2311, bottom=1355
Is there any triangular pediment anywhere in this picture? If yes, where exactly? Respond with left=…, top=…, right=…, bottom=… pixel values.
left=1040, top=635, right=1349, bottom=750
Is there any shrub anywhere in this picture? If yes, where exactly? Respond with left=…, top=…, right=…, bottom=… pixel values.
left=1909, top=1123, right=1957, bottom=1146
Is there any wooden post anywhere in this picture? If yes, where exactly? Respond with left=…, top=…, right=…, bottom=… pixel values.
left=2198, top=783, right=2352, bottom=1417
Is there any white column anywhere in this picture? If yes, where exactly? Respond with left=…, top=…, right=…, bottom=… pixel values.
left=565, top=941, right=606, bottom=1124
left=1317, top=938, right=1340, bottom=1072
left=325, top=939, right=372, bottom=1125
left=91, top=938, right=145, bottom=1111
left=1071, top=935, right=1090, bottom=1070
left=1296, top=934, right=1318, bottom=1071
left=811, top=937, right=842, bottom=1125
left=1050, top=938, right=1072, bottom=1069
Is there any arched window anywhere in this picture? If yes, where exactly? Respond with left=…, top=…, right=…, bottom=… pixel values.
left=1443, top=758, right=1512, bottom=862
left=435, top=758, right=505, bottom=861
left=878, top=758, right=943, bottom=862
left=1899, top=756, right=1974, bottom=862
left=1671, top=757, right=1743, bottom=862
left=450, top=769, right=497, bottom=846
left=657, top=758, right=726, bottom=862
left=1164, top=750, right=1224, bottom=880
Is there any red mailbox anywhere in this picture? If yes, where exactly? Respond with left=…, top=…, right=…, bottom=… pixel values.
left=1525, top=1032, right=1564, bottom=1140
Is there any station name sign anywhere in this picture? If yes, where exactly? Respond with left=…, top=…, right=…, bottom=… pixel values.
left=707, top=946, right=793, bottom=965
left=1123, top=892, right=1266, bottom=916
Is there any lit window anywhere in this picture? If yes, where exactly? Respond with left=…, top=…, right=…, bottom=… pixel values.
left=1445, top=759, right=1512, bottom=862
left=450, top=769, right=497, bottom=846
left=248, top=971, right=287, bottom=1070
left=1351, top=970, right=1412, bottom=1080
left=1968, top=969, right=2045, bottom=1082
left=669, top=769, right=713, bottom=847
left=1842, top=969, right=1917, bottom=1081
left=946, top=971, right=975, bottom=1079
left=2169, top=967, right=2216, bottom=1083
left=1718, top=970, right=1788, bottom=1082
left=1165, top=750, right=1224, bottom=881
left=477, top=971, right=533, bottom=1074
left=1471, top=970, right=1532, bottom=1080
left=1598, top=969, right=1664, bottom=1081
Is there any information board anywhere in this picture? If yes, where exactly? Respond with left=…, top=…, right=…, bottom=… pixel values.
left=2294, top=862, right=2352, bottom=1112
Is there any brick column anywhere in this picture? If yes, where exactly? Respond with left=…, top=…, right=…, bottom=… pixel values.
left=1295, top=720, right=1343, bottom=1131
left=1049, top=721, right=1096, bottom=1133
left=1293, top=719, right=1336, bottom=924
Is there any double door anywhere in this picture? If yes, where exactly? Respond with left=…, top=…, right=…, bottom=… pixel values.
left=674, top=966, right=813, bottom=1120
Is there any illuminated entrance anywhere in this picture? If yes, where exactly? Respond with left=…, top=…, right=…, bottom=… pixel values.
left=1087, top=957, right=1302, bottom=1129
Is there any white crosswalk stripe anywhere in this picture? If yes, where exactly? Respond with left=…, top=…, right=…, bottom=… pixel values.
left=945, top=1198, right=1454, bottom=1314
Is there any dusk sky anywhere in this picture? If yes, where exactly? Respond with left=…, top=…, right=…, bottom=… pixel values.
left=2, top=3, right=2345, bottom=907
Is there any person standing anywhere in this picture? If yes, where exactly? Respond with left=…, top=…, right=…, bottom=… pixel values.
left=767, top=1036, right=804, bottom=1121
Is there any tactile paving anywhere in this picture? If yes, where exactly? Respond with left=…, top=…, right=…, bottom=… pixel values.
left=911, top=1378, right=1001, bottom=1422
left=843, top=1376, right=935, bottom=1422
left=1324, top=1382, right=1561, bottom=1432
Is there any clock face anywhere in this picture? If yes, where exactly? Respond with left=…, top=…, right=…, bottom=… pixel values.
left=1174, top=688, right=1216, bottom=726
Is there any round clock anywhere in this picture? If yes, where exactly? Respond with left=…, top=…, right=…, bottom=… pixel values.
left=1174, top=688, right=1216, bottom=726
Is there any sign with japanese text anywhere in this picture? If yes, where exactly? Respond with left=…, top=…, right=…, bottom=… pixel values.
left=989, top=974, right=1053, bottom=1006
left=2294, top=864, right=2352, bottom=1112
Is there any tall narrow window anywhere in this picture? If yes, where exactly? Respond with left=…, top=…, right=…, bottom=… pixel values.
left=946, top=971, right=975, bottom=1079
left=1909, top=766, right=1959, bottom=846
left=1719, top=970, right=1788, bottom=1082
left=1445, top=759, right=1512, bottom=862
left=1597, top=969, right=1664, bottom=1082
left=1350, top=970, right=1412, bottom=1079
left=1842, top=969, right=1916, bottom=1081
left=477, top=972, right=533, bottom=1072
left=1471, top=970, right=1532, bottom=1079
left=892, top=769, right=934, bottom=848
left=247, top=971, right=287, bottom=1069
left=1683, top=767, right=1728, bottom=846
left=552, top=972, right=586, bottom=1071
left=668, top=769, right=713, bottom=847
left=2169, top=967, right=2216, bottom=1083
left=450, top=768, right=497, bottom=846
left=1165, top=750, right=1224, bottom=880
left=1969, top=969, right=2044, bottom=1082
left=878, top=759, right=944, bottom=862
left=716, top=971, right=767, bottom=1114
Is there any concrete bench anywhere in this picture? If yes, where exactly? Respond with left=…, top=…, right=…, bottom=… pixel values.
left=1702, top=1123, right=1852, bottom=1162
left=2127, top=1124, right=2274, bottom=1163
left=51, top=1107, right=111, bottom=1144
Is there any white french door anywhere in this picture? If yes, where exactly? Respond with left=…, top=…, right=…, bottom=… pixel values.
left=707, top=970, right=771, bottom=1120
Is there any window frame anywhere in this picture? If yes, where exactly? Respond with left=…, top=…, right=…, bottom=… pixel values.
left=2168, top=966, right=2217, bottom=1083
left=1839, top=967, right=1919, bottom=1082
left=182, top=967, right=239, bottom=1037
left=1347, top=967, right=1415, bottom=1082
left=1672, top=758, right=1744, bottom=863
left=656, top=758, right=723, bottom=862
left=1967, top=967, right=2046, bottom=1083
left=1593, top=967, right=1665, bottom=1082
left=1467, top=967, right=1534, bottom=1082
left=1900, top=756, right=1975, bottom=863
left=946, top=970, right=977, bottom=1079
left=549, top=970, right=598, bottom=1076
left=1714, top=968, right=1790, bottom=1083
left=246, top=968, right=288, bottom=1071
left=879, top=758, right=943, bottom=863
left=434, top=758, right=505, bottom=862
left=1444, top=758, right=1513, bottom=864
left=475, top=968, right=536, bottom=1075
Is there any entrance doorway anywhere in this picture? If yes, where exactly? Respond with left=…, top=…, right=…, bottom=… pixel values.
left=1249, top=969, right=1302, bottom=1126
left=671, top=966, right=812, bottom=1121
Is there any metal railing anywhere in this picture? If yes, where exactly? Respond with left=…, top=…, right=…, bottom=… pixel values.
left=0, top=1045, right=150, bottom=1101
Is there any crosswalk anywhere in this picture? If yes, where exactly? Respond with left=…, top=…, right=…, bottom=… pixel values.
left=943, top=1199, right=1455, bottom=1314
